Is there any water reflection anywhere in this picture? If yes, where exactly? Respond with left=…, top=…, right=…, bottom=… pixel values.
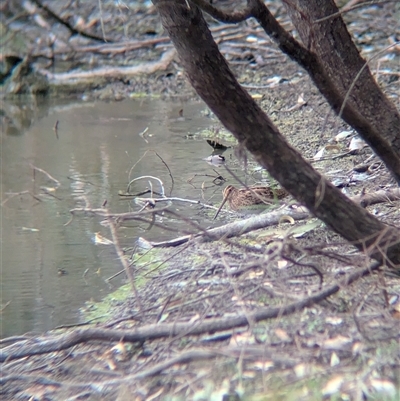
left=1, top=98, right=223, bottom=337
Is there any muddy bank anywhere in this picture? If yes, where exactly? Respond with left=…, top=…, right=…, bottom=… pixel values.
left=2, top=222, right=400, bottom=399
left=1, top=1, right=400, bottom=400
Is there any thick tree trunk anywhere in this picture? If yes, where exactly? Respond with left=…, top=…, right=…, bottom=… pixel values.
left=152, top=0, right=400, bottom=269
left=283, top=0, right=400, bottom=183
left=189, top=0, right=400, bottom=183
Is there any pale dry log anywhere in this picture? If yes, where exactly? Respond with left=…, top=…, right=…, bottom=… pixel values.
left=37, top=49, right=176, bottom=85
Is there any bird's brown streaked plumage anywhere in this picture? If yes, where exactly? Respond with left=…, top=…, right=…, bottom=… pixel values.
left=213, top=185, right=288, bottom=219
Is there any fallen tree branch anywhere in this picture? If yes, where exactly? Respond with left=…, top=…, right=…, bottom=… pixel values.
left=141, top=207, right=310, bottom=247
left=352, top=188, right=400, bottom=207
left=68, top=37, right=171, bottom=54
left=31, top=0, right=108, bottom=42
left=0, top=261, right=381, bottom=363
left=37, top=49, right=176, bottom=85
left=141, top=189, right=400, bottom=248
left=26, top=24, right=238, bottom=58
left=1, top=346, right=299, bottom=393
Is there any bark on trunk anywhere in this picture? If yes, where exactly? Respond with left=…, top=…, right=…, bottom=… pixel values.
left=152, top=0, right=400, bottom=269
left=283, top=0, right=400, bottom=183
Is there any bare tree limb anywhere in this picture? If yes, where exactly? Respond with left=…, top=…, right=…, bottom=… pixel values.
left=190, top=0, right=252, bottom=22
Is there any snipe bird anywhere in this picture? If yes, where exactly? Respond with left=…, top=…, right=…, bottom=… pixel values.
left=213, top=185, right=288, bottom=219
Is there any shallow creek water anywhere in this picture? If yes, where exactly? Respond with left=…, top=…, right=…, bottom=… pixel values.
left=1, top=98, right=231, bottom=337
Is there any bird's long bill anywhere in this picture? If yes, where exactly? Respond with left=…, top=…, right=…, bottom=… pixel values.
left=213, top=194, right=229, bottom=220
